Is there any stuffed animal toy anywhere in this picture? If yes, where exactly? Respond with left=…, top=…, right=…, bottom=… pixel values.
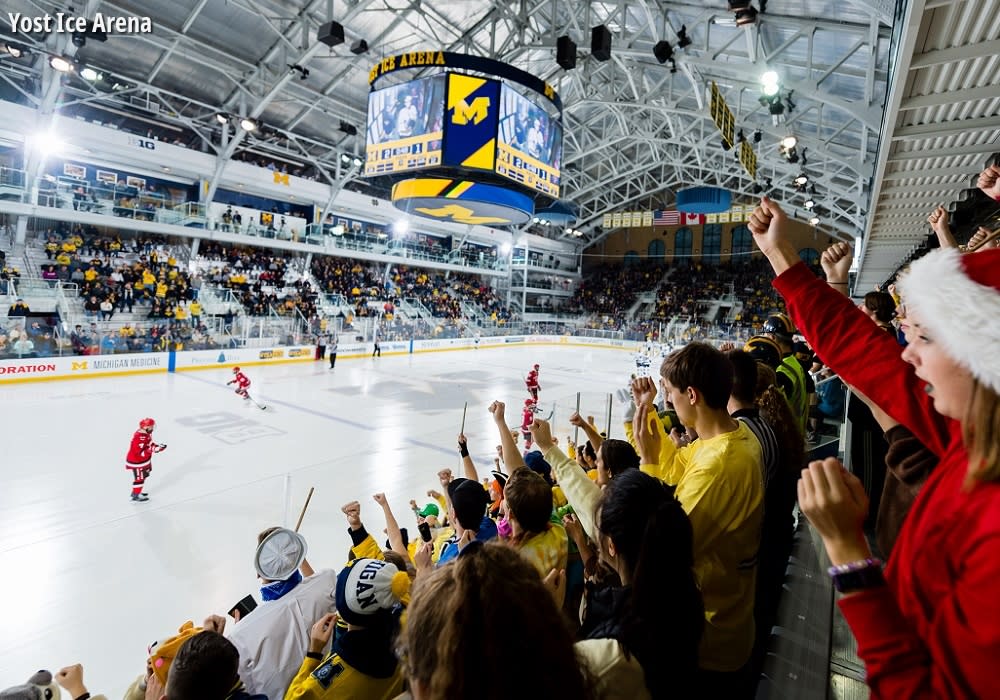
left=0, top=668, right=106, bottom=700
left=0, top=670, right=60, bottom=700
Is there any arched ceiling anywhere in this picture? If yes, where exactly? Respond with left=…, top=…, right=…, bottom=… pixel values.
left=1, top=0, right=994, bottom=276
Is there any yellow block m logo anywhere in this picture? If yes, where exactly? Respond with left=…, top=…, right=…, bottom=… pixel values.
left=414, top=204, right=507, bottom=225
left=451, top=97, right=491, bottom=126
left=273, top=171, right=289, bottom=186
left=71, top=361, right=88, bottom=371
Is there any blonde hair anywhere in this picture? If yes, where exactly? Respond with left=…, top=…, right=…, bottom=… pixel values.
left=965, top=379, right=1000, bottom=484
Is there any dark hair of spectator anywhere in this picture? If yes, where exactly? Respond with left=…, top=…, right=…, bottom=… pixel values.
left=595, top=469, right=703, bottom=697
left=660, top=342, right=734, bottom=410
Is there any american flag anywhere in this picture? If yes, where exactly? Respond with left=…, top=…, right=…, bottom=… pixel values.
left=652, top=209, right=681, bottom=226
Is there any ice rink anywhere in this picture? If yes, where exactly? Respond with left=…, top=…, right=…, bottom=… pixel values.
left=0, top=343, right=636, bottom=695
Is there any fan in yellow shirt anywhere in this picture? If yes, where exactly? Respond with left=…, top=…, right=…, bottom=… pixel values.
left=627, top=343, right=763, bottom=685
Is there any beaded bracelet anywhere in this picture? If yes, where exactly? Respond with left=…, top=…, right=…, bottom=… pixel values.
left=828, top=558, right=884, bottom=593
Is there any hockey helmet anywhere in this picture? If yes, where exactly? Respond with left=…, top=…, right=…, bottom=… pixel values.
left=232, top=366, right=241, bottom=374
left=763, top=313, right=795, bottom=340
left=139, top=417, right=156, bottom=429
left=524, top=398, right=536, bottom=406
left=743, top=336, right=782, bottom=369
left=533, top=364, right=540, bottom=370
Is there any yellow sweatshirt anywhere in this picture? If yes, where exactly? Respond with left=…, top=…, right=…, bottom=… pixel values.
left=627, top=418, right=763, bottom=673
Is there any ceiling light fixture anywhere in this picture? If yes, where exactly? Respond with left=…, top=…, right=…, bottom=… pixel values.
left=808, top=216, right=820, bottom=226
left=216, top=113, right=229, bottom=124
left=804, top=199, right=815, bottom=209
left=794, top=173, right=809, bottom=187
left=735, top=7, right=759, bottom=26
left=240, top=117, right=258, bottom=132
left=49, top=55, right=73, bottom=73
left=780, top=135, right=797, bottom=150
left=2, top=42, right=25, bottom=58
left=79, top=66, right=99, bottom=81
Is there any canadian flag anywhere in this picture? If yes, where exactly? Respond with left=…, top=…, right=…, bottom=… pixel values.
left=683, top=213, right=705, bottom=226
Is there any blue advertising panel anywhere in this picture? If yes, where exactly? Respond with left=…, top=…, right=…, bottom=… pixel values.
left=441, top=73, right=501, bottom=171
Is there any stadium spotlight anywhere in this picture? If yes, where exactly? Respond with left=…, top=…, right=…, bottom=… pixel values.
left=499, top=242, right=512, bottom=255
left=676, top=25, right=692, bottom=48
left=2, top=42, right=26, bottom=58
left=352, top=157, right=362, bottom=167
left=808, top=216, right=820, bottom=226
left=780, top=135, right=797, bottom=150
left=794, top=173, right=809, bottom=187
left=392, top=220, right=408, bottom=235
left=761, top=70, right=779, bottom=96
left=653, top=40, right=673, bottom=64
left=79, top=66, right=99, bottom=81
left=240, top=117, right=258, bottom=132
left=804, top=199, right=815, bottom=209
left=341, top=153, right=351, bottom=163
left=216, top=113, right=230, bottom=124
left=734, top=7, right=758, bottom=26
left=49, top=55, right=74, bottom=72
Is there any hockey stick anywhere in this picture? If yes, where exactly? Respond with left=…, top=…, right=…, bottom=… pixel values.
left=460, top=401, right=468, bottom=434
left=965, top=226, right=1000, bottom=252
left=545, top=401, right=556, bottom=422
left=295, top=487, right=315, bottom=532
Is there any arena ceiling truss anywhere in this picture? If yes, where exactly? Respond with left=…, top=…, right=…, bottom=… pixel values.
left=0, top=0, right=948, bottom=259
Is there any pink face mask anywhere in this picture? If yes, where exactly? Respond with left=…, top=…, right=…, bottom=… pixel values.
left=496, top=517, right=513, bottom=539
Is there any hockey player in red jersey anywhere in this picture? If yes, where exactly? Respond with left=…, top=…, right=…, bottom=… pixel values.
left=525, top=363, right=540, bottom=401
left=521, top=398, right=539, bottom=449
left=126, top=417, right=166, bottom=502
left=227, top=366, right=266, bottom=409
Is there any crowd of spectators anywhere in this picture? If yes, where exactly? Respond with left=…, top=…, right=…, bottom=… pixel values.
left=198, top=242, right=318, bottom=320
left=565, top=261, right=666, bottom=321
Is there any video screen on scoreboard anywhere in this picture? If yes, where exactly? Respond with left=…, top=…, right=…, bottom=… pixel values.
left=365, top=74, right=447, bottom=176
left=495, top=84, right=562, bottom=197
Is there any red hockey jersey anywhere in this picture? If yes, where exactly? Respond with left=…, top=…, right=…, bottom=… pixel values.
left=525, top=371, right=539, bottom=389
left=233, top=371, right=251, bottom=389
left=126, top=430, right=154, bottom=469
left=521, top=406, right=536, bottom=431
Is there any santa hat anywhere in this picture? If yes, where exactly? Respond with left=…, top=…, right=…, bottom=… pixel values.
left=898, top=247, right=1000, bottom=394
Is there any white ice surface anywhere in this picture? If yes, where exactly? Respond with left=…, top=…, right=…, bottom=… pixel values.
left=0, top=345, right=635, bottom=696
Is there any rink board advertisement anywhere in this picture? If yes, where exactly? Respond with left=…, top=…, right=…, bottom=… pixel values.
left=0, top=336, right=639, bottom=383
left=0, top=352, right=167, bottom=382
left=171, top=346, right=318, bottom=371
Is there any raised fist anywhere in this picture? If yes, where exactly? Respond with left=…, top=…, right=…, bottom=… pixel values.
left=820, top=242, right=853, bottom=285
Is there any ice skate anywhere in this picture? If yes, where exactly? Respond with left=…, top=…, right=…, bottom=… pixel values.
left=131, top=492, right=149, bottom=502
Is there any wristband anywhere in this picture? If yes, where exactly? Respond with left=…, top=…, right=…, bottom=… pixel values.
left=828, top=558, right=884, bottom=593
left=459, top=443, right=470, bottom=458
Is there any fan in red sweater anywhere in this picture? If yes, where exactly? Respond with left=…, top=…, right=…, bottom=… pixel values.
left=126, top=417, right=166, bottom=502
left=750, top=196, right=1000, bottom=700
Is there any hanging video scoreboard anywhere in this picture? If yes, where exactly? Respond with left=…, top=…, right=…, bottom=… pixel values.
left=365, top=71, right=562, bottom=197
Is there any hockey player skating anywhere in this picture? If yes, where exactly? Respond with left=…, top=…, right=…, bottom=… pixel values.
left=228, top=366, right=267, bottom=409
left=521, top=398, right=539, bottom=449
left=126, top=417, right=166, bottom=502
left=525, top=363, right=540, bottom=401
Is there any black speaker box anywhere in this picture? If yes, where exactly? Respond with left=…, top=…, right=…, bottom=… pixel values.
left=318, top=21, right=345, bottom=48
left=557, top=35, right=577, bottom=70
left=591, top=25, right=611, bottom=61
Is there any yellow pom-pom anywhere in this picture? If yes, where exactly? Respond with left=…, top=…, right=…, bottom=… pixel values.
left=391, top=570, right=412, bottom=606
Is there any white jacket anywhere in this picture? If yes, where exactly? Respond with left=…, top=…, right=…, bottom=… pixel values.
left=226, top=569, right=337, bottom=700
